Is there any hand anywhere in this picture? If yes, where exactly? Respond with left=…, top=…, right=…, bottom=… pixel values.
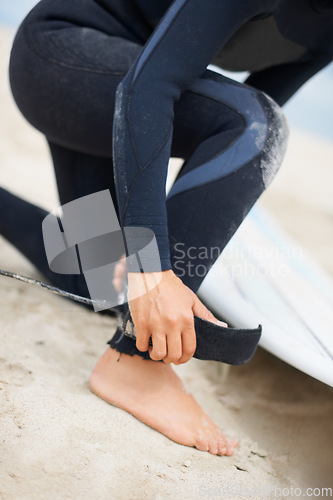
left=127, top=270, right=227, bottom=365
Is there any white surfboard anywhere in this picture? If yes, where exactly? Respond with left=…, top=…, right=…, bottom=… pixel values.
left=198, top=205, right=333, bottom=387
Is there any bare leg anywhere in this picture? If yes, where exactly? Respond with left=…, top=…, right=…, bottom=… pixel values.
left=90, top=348, right=237, bottom=456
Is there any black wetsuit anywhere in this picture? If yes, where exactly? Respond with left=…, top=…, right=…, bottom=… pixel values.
left=3, top=0, right=332, bottom=357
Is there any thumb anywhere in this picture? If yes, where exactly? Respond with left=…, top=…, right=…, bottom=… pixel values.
left=192, top=295, right=228, bottom=327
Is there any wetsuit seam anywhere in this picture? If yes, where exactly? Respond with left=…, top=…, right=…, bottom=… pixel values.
left=169, top=91, right=282, bottom=200
left=168, top=83, right=274, bottom=199
left=188, top=87, right=247, bottom=163
left=131, top=0, right=188, bottom=84
left=116, top=0, right=188, bottom=178
left=21, top=25, right=127, bottom=76
left=141, top=125, right=173, bottom=171
left=114, top=0, right=188, bottom=230
left=93, top=0, right=153, bottom=44
left=126, top=85, right=145, bottom=172
left=126, top=77, right=174, bottom=174
left=119, top=126, right=173, bottom=227
left=119, top=61, right=174, bottom=225
left=168, top=153, right=264, bottom=202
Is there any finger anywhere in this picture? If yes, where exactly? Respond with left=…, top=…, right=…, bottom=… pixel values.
left=163, top=333, right=182, bottom=364
left=135, top=319, right=151, bottom=352
left=192, top=295, right=217, bottom=322
left=149, top=334, right=167, bottom=361
left=192, top=295, right=228, bottom=326
left=174, top=321, right=196, bottom=365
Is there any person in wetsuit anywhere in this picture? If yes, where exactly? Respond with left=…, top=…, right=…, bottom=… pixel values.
left=2, top=0, right=332, bottom=455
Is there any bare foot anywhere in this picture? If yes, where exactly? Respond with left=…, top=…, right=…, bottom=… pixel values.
left=90, top=348, right=238, bottom=456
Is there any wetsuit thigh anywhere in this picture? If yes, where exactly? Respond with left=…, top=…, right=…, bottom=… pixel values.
left=10, top=25, right=143, bottom=158
left=10, top=21, right=143, bottom=213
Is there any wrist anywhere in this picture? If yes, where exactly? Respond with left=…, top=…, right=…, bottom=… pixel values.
left=127, top=269, right=176, bottom=298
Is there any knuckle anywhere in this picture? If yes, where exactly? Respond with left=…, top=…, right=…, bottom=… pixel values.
left=166, top=315, right=178, bottom=328
left=183, top=315, right=194, bottom=328
left=169, top=353, right=182, bottom=363
left=183, top=346, right=196, bottom=357
left=205, top=313, right=216, bottom=323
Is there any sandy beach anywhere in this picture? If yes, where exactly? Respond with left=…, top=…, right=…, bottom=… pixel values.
left=0, top=26, right=332, bottom=499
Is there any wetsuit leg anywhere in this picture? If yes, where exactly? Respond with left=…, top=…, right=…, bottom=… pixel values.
left=0, top=139, right=122, bottom=299
left=109, top=70, right=288, bottom=354
left=0, top=145, right=123, bottom=302
left=168, top=69, right=289, bottom=292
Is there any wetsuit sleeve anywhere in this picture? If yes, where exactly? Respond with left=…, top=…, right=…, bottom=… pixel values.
left=245, top=56, right=333, bottom=106
left=113, top=0, right=278, bottom=272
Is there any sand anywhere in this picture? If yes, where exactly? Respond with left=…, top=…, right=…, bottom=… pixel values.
left=0, top=27, right=332, bottom=499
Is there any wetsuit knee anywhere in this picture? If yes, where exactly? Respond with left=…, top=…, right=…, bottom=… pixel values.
left=252, top=88, right=289, bottom=188
left=168, top=73, right=289, bottom=200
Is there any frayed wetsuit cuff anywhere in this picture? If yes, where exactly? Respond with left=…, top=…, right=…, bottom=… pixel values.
left=107, top=327, right=152, bottom=360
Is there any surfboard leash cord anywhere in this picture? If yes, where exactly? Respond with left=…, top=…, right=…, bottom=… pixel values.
left=0, top=268, right=111, bottom=310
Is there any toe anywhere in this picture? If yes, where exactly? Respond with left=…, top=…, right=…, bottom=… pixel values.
left=225, top=446, right=235, bottom=456
left=195, top=435, right=209, bottom=452
left=217, top=439, right=228, bottom=456
left=225, top=436, right=238, bottom=455
left=209, top=426, right=229, bottom=456
left=208, top=437, right=219, bottom=455
left=216, top=434, right=235, bottom=456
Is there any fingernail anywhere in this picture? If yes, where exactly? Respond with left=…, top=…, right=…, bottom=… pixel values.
left=216, top=320, right=228, bottom=327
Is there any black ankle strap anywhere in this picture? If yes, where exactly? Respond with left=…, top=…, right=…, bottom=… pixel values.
left=114, top=303, right=261, bottom=365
